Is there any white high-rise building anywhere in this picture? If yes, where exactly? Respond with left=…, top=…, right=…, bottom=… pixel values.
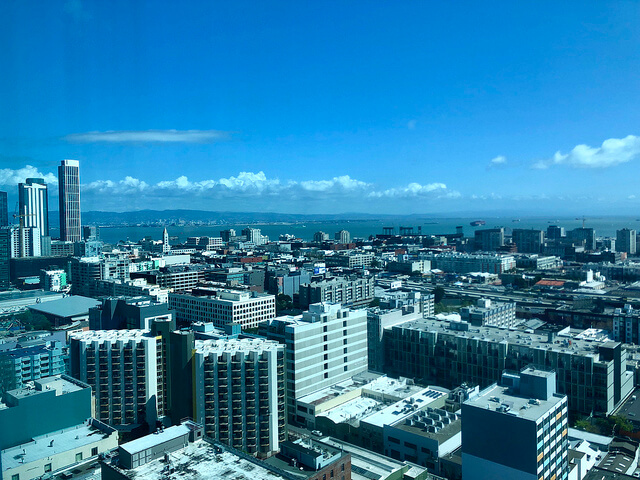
left=193, top=338, right=285, bottom=458
left=18, top=178, right=49, bottom=239
left=58, top=159, right=81, bottom=242
left=69, top=330, right=166, bottom=429
left=10, top=226, right=41, bottom=257
left=259, top=302, right=368, bottom=426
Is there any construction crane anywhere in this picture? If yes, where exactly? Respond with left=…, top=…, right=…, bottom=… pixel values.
left=575, top=216, right=587, bottom=228
left=13, top=202, right=36, bottom=229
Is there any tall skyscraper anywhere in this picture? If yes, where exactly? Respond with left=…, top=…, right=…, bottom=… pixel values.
left=58, top=159, right=81, bottom=242
left=18, top=178, right=49, bottom=238
left=0, top=191, right=8, bottom=227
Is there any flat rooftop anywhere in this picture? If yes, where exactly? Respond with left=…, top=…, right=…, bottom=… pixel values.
left=120, top=424, right=191, bottom=456
left=1, top=421, right=115, bottom=471
left=362, top=387, right=448, bottom=428
left=465, top=384, right=565, bottom=422
left=195, top=337, right=283, bottom=355
left=108, top=441, right=288, bottom=480
left=28, top=296, right=100, bottom=318
left=70, top=329, right=152, bottom=342
left=394, top=317, right=620, bottom=359
left=1, top=376, right=87, bottom=409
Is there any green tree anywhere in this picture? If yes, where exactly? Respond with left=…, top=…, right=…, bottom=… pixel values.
left=434, top=286, right=446, bottom=304
left=276, top=294, right=293, bottom=314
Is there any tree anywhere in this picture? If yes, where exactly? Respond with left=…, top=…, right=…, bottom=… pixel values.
left=434, top=286, right=446, bottom=304
left=276, top=294, right=293, bottom=314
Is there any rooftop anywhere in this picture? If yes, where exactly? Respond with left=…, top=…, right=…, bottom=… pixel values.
left=69, top=329, right=153, bottom=342
left=464, top=383, right=566, bottom=421
left=393, top=317, right=619, bottom=360
left=361, top=387, right=448, bottom=428
left=108, top=440, right=288, bottom=480
left=1, top=420, right=116, bottom=471
left=195, top=337, right=283, bottom=355
left=28, top=296, right=101, bottom=318
left=120, top=424, right=191, bottom=456
left=1, top=375, right=87, bottom=408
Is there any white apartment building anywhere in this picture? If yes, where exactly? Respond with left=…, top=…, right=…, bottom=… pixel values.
left=421, top=252, right=516, bottom=274
left=169, top=289, right=275, bottom=329
left=69, top=330, right=165, bottom=429
left=259, top=302, right=368, bottom=425
left=193, top=338, right=285, bottom=458
left=460, top=298, right=518, bottom=328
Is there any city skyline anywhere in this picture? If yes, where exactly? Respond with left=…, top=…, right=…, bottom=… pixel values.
left=2, top=2, right=640, bottom=215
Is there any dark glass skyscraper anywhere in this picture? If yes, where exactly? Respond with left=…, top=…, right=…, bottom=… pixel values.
left=58, top=159, right=81, bottom=242
left=0, top=191, right=8, bottom=227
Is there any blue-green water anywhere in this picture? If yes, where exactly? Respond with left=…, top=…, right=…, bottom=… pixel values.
left=94, top=216, right=640, bottom=245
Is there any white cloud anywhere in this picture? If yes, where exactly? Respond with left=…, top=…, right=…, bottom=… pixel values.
left=0, top=166, right=57, bottom=186
left=535, top=135, right=640, bottom=169
left=629, top=195, right=636, bottom=199
left=64, top=129, right=231, bottom=144
left=369, top=182, right=450, bottom=198
left=489, top=155, right=507, bottom=166
left=299, top=175, right=370, bottom=192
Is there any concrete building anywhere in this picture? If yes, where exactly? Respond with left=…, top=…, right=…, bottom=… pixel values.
left=40, top=269, right=67, bottom=291
left=462, top=369, right=568, bottom=480
left=422, top=252, right=516, bottom=274
left=0, top=191, right=7, bottom=228
left=460, top=298, right=518, bottom=328
left=547, top=225, right=565, bottom=240
left=474, top=228, right=504, bottom=251
left=617, top=228, right=637, bottom=255
left=385, top=318, right=634, bottom=416
left=512, top=229, right=545, bottom=254
left=132, top=265, right=210, bottom=292
left=27, top=295, right=100, bottom=327
left=193, top=337, right=285, bottom=457
left=569, top=228, right=596, bottom=251
left=169, top=289, right=276, bottom=329
left=325, top=252, right=374, bottom=269
left=89, top=297, right=175, bottom=331
left=100, top=426, right=293, bottom=480
left=299, top=276, right=375, bottom=308
left=10, top=226, right=41, bottom=258
left=69, top=330, right=166, bottom=429
left=387, top=260, right=431, bottom=275
left=613, top=304, right=640, bottom=344
left=92, top=278, right=169, bottom=303
left=0, top=375, right=92, bottom=451
left=70, top=256, right=131, bottom=296
left=514, top=254, right=562, bottom=270
left=0, top=341, right=65, bottom=392
left=2, top=418, right=118, bottom=480
left=242, top=227, right=268, bottom=246
left=314, top=231, right=329, bottom=243
left=18, top=178, right=49, bottom=241
left=259, top=303, right=368, bottom=426
left=335, top=230, right=351, bottom=244
left=58, top=159, right=81, bottom=243
left=185, top=236, right=223, bottom=251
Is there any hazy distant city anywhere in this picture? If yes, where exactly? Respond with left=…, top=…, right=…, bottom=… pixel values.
left=3, top=2, right=640, bottom=480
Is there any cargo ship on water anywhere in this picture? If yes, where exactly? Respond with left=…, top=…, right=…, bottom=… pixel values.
left=470, top=220, right=486, bottom=227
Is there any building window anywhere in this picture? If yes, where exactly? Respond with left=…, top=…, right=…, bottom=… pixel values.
left=11, top=475, right=19, bottom=480
left=76, top=452, right=83, bottom=462
left=44, top=464, right=52, bottom=473
left=92, top=447, right=98, bottom=456
left=341, top=464, right=345, bottom=471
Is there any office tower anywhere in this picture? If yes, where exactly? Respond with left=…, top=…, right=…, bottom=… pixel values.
left=569, top=227, right=596, bottom=251
left=69, top=330, right=166, bottom=428
left=462, top=369, right=568, bottom=480
left=617, top=228, right=637, bottom=255
left=242, top=227, right=267, bottom=246
left=259, top=302, right=368, bottom=425
left=474, top=227, right=504, bottom=251
left=162, top=227, right=170, bottom=253
left=220, top=228, right=236, bottom=242
left=335, top=229, right=351, bottom=244
left=10, top=226, right=41, bottom=257
left=546, top=225, right=565, bottom=240
left=58, top=159, right=81, bottom=242
left=0, top=191, right=7, bottom=226
left=0, top=227, right=10, bottom=290
left=512, top=228, right=545, bottom=254
left=18, top=177, right=49, bottom=238
left=193, top=337, right=285, bottom=458
left=313, top=231, right=329, bottom=243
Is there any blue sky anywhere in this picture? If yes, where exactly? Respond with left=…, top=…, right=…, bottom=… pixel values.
left=1, top=1, right=640, bottom=215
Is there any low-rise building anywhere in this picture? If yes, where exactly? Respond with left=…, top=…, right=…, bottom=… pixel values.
left=299, top=276, right=375, bottom=308
left=459, top=298, right=518, bottom=328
